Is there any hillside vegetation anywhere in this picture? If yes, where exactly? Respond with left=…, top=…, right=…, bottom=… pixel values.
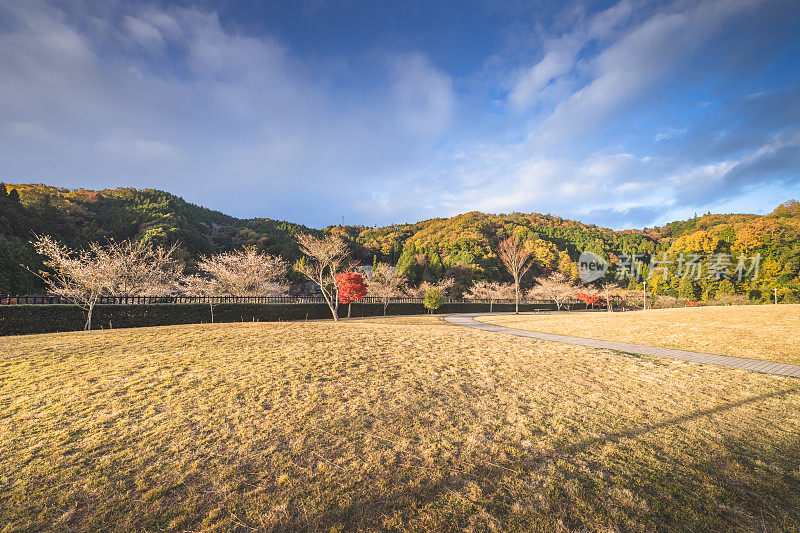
left=1, top=183, right=798, bottom=302
left=2, top=316, right=799, bottom=530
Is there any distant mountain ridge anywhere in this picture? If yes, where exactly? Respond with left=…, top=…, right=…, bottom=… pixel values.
left=1, top=182, right=798, bottom=301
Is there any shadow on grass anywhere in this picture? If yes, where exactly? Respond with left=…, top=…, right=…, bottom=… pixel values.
left=265, top=388, right=800, bottom=531
left=506, top=386, right=800, bottom=531
left=551, top=386, right=800, bottom=459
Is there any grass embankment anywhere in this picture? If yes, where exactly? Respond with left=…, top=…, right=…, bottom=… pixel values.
left=1, top=316, right=799, bottom=531
left=478, top=304, right=800, bottom=365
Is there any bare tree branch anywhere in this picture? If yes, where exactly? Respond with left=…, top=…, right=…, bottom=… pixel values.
left=405, top=278, right=455, bottom=299
left=32, top=235, right=182, bottom=330
left=497, top=236, right=534, bottom=314
left=466, top=280, right=514, bottom=312
left=529, top=272, right=578, bottom=311
left=366, top=263, right=406, bottom=316
left=295, top=234, right=349, bottom=320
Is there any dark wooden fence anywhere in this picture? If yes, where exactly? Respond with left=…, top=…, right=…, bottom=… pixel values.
left=0, top=294, right=577, bottom=306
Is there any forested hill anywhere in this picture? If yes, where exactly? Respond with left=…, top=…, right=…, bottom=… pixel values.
left=0, top=183, right=314, bottom=292
left=1, top=183, right=798, bottom=302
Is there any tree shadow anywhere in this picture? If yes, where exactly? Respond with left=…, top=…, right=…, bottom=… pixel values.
left=543, top=386, right=799, bottom=461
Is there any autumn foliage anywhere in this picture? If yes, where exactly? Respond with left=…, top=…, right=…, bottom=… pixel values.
left=336, top=272, right=367, bottom=304
left=2, top=184, right=799, bottom=303
left=576, top=292, right=602, bottom=308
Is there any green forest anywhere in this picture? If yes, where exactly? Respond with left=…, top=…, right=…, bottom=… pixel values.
left=1, top=183, right=799, bottom=302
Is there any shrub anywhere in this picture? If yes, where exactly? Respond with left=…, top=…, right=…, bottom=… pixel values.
left=423, top=288, right=443, bottom=312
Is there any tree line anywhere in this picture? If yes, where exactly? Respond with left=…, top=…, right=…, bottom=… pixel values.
left=32, top=232, right=606, bottom=330
left=2, top=184, right=799, bottom=304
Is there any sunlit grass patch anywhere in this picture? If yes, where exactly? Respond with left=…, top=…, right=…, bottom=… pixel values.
left=478, top=304, right=800, bottom=364
left=1, top=316, right=799, bottom=530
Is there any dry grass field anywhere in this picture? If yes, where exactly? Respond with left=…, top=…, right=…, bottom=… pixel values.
left=478, top=304, right=800, bottom=365
left=1, top=315, right=800, bottom=531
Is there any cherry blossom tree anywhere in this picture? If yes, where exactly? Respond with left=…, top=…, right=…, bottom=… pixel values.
left=296, top=234, right=350, bottom=320
left=194, top=246, right=288, bottom=297
left=530, top=272, right=577, bottom=311
left=367, top=263, right=406, bottom=316
left=599, top=281, right=622, bottom=312
left=32, top=235, right=181, bottom=330
left=181, top=246, right=288, bottom=322
left=466, top=280, right=514, bottom=312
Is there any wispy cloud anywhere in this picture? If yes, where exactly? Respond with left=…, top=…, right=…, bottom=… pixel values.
left=508, top=0, right=634, bottom=111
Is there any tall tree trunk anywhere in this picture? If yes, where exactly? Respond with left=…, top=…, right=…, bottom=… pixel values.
left=490, top=300, right=493, bottom=313
left=514, top=276, right=520, bottom=314
left=348, top=302, right=351, bottom=318
left=209, top=300, right=214, bottom=323
left=317, top=275, right=338, bottom=321
left=321, top=286, right=338, bottom=320
left=84, top=300, right=95, bottom=331
left=326, top=297, right=338, bottom=321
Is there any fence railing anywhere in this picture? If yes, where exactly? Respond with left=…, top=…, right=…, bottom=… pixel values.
left=0, top=294, right=576, bottom=306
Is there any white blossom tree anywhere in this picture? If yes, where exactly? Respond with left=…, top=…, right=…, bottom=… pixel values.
left=194, top=246, right=288, bottom=297
left=101, top=240, right=182, bottom=297
left=530, top=272, right=577, bottom=311
left=32, top=235, right=182, bottom=331
left=180, top=274, right=219, bottom=322
left=367, top=262, right=407, bottom=316
left=295, top=234, right=349, bottom=320
left=181, top=246, right=289, bottom=322
left=466, top=280, right=514, bottom=312
left=599, top=281, right=622, bottom=312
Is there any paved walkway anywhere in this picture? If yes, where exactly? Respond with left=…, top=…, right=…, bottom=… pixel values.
left=444, top=313, right=800, bottom=379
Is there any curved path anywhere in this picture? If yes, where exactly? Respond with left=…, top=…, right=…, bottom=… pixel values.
left=444, top=313, right=800, bottom=379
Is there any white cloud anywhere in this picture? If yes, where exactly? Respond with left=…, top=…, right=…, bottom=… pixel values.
left=390, top=53, right=455, bottom=136
left=0, top=0, right=795, bottom=230
left=509, top=0, right=633, bottom=111
left=0, top=1, right=459, bottom=223
left=532, top=0, right=763, bottom=147
left=99, top=133, right=179, bottom=158
left=509, top=45, right=579, bottom=111
left=654, top=128, right=686, bottom=141
left=123, top=15, right=166, bottom=52
left=1, top=121, right=60, bottom=143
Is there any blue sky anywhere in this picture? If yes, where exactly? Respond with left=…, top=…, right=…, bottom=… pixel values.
left=1, top=0, right=799, bottom=229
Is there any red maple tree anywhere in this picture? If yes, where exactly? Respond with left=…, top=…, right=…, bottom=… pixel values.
left=336, top=272, right=367, bottom=304
left=576, top=292, right=602, bottom=309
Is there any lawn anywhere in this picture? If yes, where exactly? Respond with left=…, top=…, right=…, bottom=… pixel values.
left=1, top=315, right=799, bottom=531
left=477, top=304, right=800, bottom=365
